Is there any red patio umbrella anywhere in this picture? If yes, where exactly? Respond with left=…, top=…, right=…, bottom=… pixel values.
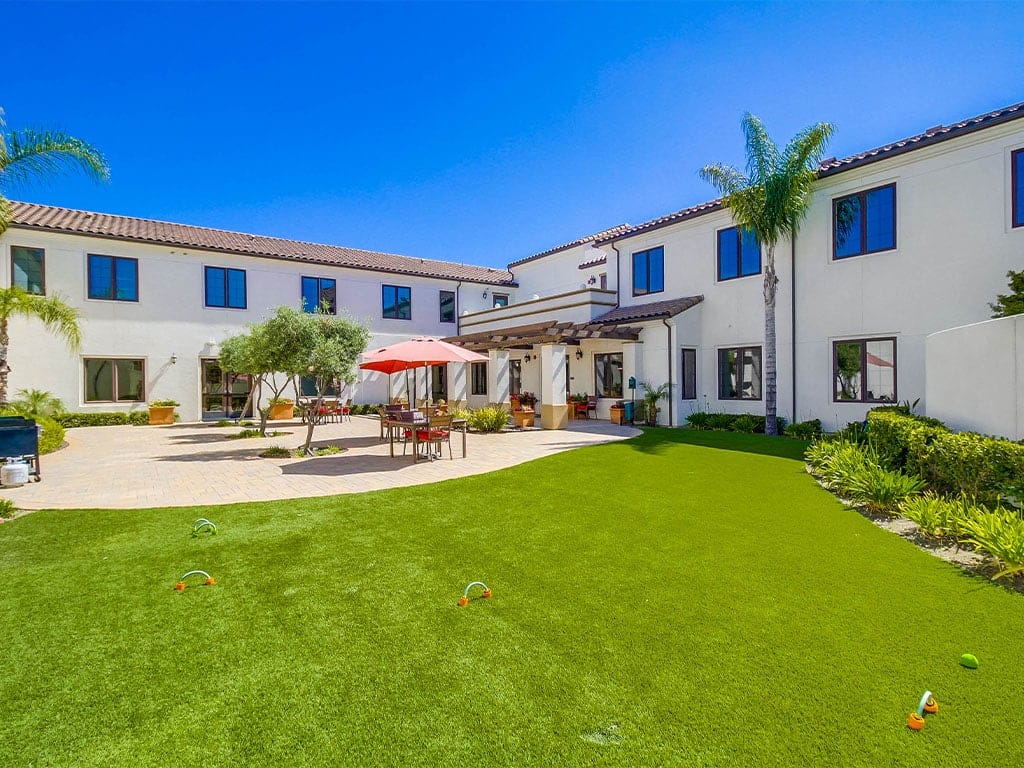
left=359, top=337, right=487, bottom=403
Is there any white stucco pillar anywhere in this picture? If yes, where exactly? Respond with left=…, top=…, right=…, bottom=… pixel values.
left=622, top=341, right=642, bottom=415
left=488, top=349, right=510, bottom=408
left=539, top=343, right=568, bottom=429
left=448, top=361, right=467, bottom=407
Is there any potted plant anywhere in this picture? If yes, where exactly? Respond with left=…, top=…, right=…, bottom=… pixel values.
left=268, top=397, right=295, bottom=421
left=148, top=399, right=179, bottom=425
left=609, top=400, right=626, bottom=425
left=639, top=382, right=671, bottom=427
left=518, top=391, right=537, bottom=409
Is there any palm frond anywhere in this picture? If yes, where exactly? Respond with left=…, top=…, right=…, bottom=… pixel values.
left=0, top=194, right=11, bottom=236
left=0, top=288, right=82, bottom=350
left=741, top=113, right=779, bottom=183
left=0, top=128, right=110, bottom=187
left=698, top=163, right=748, bottom=197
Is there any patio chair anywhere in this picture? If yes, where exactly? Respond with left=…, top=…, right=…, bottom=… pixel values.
left=416, top=415, right=453, bottom=460
left=586, top=397, right=598, bottom=418
left=339, top=398, right=353, bottom=422
left=574, top=398, right=590, bottom=420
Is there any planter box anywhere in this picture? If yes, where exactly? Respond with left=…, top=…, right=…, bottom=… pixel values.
left=148, top=406, right=175, bottom=426
left=268, top=403, right=294, bottom=421
left=610, top=407, right=625, bottom=425
left=512, top=409, right=536, bottom=429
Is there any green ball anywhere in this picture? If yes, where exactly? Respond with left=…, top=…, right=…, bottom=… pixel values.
left=960, top=653, right=979, bottom=669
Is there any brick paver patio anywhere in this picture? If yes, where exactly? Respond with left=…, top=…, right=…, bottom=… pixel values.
left=3, top=416, right=639, bottom=510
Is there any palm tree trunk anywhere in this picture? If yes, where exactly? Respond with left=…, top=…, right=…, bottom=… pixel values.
left=0, top=317, right=9, bottom=409
left=763, top=244, right=779, bottom=436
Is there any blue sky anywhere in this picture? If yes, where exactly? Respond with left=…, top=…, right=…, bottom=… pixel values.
left=3, top=1, right=1022, bottom=268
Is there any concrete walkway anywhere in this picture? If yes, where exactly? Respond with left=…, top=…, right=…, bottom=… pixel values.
left=3, top=416, right=640, bottom=510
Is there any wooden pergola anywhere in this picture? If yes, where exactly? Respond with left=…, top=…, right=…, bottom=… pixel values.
left=443, top=319, right=642, bottom=352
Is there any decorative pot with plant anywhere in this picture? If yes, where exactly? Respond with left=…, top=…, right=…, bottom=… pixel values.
left=268, top=397, right=295, bottom=421
left=148, top=399, right=180, bottom=425
left=517, top=391, right=537, bottom=409
left=639, top=382, right=671, bottom=426
left=609, top=400, right=626, bottom=425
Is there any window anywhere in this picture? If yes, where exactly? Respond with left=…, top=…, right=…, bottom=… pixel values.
left=833, top=183, right=896, bottom=258
left=299, top=376, right=339, bottom=396
left=88, top=254, right=138, bottom=301
left=11, top=246, right=45, bottom=295
left=594, top=353, right=623, bottom=398
left=599, top=273, right=607, bottom=290
left=833, top=338, right=897, bottom=403
left=681, top=348, right=697, bottom=400
left=509, top=359, right=522, bottom=396
left=301, top=276, right=336, bottom=314
left=1013, top=148, right=1024, bottom=228
left=718, top=346, right=762, bottom=400
left=471, top=362, right=488, bottom=395
left=439, top=290, right=456, bottom=323
left=492, top=293, right=509, bottom=308
left=717, top=227, right=761, bottom=281
left=382, top=284, right=411, bottom=319
left=632, top=246, right=664, bottom=296
left=84, top=358, right=145, bottom=402
left=205, top=266, right=246, bottom=308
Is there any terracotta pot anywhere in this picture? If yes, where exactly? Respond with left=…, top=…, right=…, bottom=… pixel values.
left=148, top=406, right=175, bottom=425
left=268, top=402, right=294, bottom=421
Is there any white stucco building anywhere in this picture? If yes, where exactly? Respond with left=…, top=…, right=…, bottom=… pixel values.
left=3, top=99, right=1023, bottom=432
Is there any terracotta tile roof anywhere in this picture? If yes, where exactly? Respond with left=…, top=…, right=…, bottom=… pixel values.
left=593, top=295, right=703, bottom=324
left=508, top=223, right=632, bottom=268
left=7, top=201, right=516, bottom=286
left=577, top=255, right=607, bottom=270
left=597, top=100, right=1024, bottom=244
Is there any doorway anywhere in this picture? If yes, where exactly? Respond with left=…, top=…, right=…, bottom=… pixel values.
left=431, top=364, right=448, bottom=403
left=201, top=359, right=253, bottom=421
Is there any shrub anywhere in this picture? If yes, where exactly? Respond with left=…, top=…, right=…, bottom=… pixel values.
left=867, top=410, right=945, bottom=470
left=9, top=389, right=65, bottom=418
left=785, top=419, right=822, bottom=440
left=685, top=412, right=711, bottom=430
left=214, top=419, right=233, bottom=427
left=37, top=416, right=65, bottom=454
left=845, top=464, right=925, bottom=514
left=149, top=399, right=180, bottom=407
left=230, top=428, right=284, bottom=439
left=53, top=411, right=149, bottom=428
left=899, top=493, right=974, bottom=541
left=0, top=498, right=16, bottom=518
left=466, top=407, right=509, bottom=433
left=705, top=413, right=738, bottom=430
left=959, top=506, right=1024, bottom=580
left=816, top=442, right=881, bottom=495
left=729, top=414, right=761, bottom=433
left=834, top=421, right=869, bottom=445
left=259, top=446, right=291, bottom=458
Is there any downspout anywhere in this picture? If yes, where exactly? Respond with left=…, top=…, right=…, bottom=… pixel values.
left=455, top=280, right=463, bottom=334
left=790, top=230, right=797, bottom=424
left=662, top=318, right=673, bottom=427
left=609, top=241, right=622, bottom=307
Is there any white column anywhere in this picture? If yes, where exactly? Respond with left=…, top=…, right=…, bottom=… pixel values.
left=448, top=361, right=467, bottom=407
left=539, top=343, right=568, bottom=429
left=488, top=349, right=510, bottom=408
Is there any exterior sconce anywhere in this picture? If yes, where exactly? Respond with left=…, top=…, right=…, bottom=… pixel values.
left=170, top=354, right=178, bottom=364
left=482, top=289, right=488, bottom=299
left=575, top=348, right=584, bottom=360
left=523, top=354, right=532, bottom=363
left=587, top=276, right=597, bottom=285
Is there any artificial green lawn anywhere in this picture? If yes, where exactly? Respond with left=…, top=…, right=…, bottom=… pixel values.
left=2, top=429, right=1022, bottom=767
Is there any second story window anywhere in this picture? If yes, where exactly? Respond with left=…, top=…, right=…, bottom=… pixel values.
left=301, top=276, right=336, bottom=314
left=632, top=246, right=664, bottom=296
left=717, top=227, right=761, bottom=281
left=492, top=293, right=509, bottom=308
left=11, top=246, right=45, bottom=295
left=1013, top=148, right=1024, bottom=228
left=382, top=284, right=411, bottom=319
left=439, top=290, right=456, bottom=323
left=205, top=266, right=247, bottom=309
left=833, top=183, right=896, bottom=259
left=88, top=254, right=139, bottom=302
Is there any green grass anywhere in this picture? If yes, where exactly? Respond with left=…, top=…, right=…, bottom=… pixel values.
left=2, top=429, right=1022, bottom=766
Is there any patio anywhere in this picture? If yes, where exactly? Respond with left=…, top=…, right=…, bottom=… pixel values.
left=4, top=416, right=639, bottom=510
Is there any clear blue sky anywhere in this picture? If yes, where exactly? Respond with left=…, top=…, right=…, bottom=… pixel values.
left=4, top=1, right=1022, bottom=268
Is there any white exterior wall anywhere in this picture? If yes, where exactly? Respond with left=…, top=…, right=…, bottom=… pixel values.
left=925, top=315, right=1023, bottom=440
left=511, top=242, right=616, bottom=299
left=1, top=229, right=499, bottom=421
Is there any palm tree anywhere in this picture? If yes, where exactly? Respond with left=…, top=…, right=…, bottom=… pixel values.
left=0, top=107, right=109, bottom=234
left=0, top=108, right=107, bottom=406
left=0, top=288, right=82, bottom=406
left=700, top=115, right=834, bottom=435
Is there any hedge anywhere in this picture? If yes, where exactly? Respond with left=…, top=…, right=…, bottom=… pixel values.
left=37, top=416, right=65, bottom=454
left=866, top=409, right=1024, bottom=505
left=686, top=411, right=788, bottom=434
left=53, top=412, right=150, bottom=428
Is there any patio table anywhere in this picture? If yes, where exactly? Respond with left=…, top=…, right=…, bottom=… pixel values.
left=386, top=417, right=467, bottom=463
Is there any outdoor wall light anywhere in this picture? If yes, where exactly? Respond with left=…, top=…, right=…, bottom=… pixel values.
left=587, top=276, right=597, bottom=285
left=523, top=354, right=532, bottom=363
left=482, top=289, right=488, bottom=299
left=575, top=348, right=584, bottom=360
left=170, top=354, right=178, bottom=364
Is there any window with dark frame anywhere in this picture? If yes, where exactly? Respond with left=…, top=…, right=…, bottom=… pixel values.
left=84, top=358, right=146, bottom=402
left=301, top=276, right=337, bottom=314
left=471, top=362, right=488, bottom=395
left=88, top=254, right=139, bottom=301
left=492, top=293, right=509, bottom=308
left=632, top=246, right=664, bottom=296
left=204, top=266, right=247, bottom=308
left=382, top=284, right=411, bottom=319
left=1013, top=148, right=1024, bottom=229
left=439, top=290, right=456, bottom=323
left=509, top=359, right=522, bottom=396
left=716, top=227, right=761, bottom=281
left=718, top=346, right=762, bottom=400
left=11, top=246, right=45, bottom=295
left=833, top=183, right=897, bottom=258
left=594, top=352, right=623, bottom=398
left=681, top=348, right=697, bottom=400
left=599, top=273, right=607, bottom=290
left=833, top=337, right=897, bottom=403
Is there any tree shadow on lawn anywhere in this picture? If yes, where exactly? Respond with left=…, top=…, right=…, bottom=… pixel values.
left=626, top=427, right=809, bottom=461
